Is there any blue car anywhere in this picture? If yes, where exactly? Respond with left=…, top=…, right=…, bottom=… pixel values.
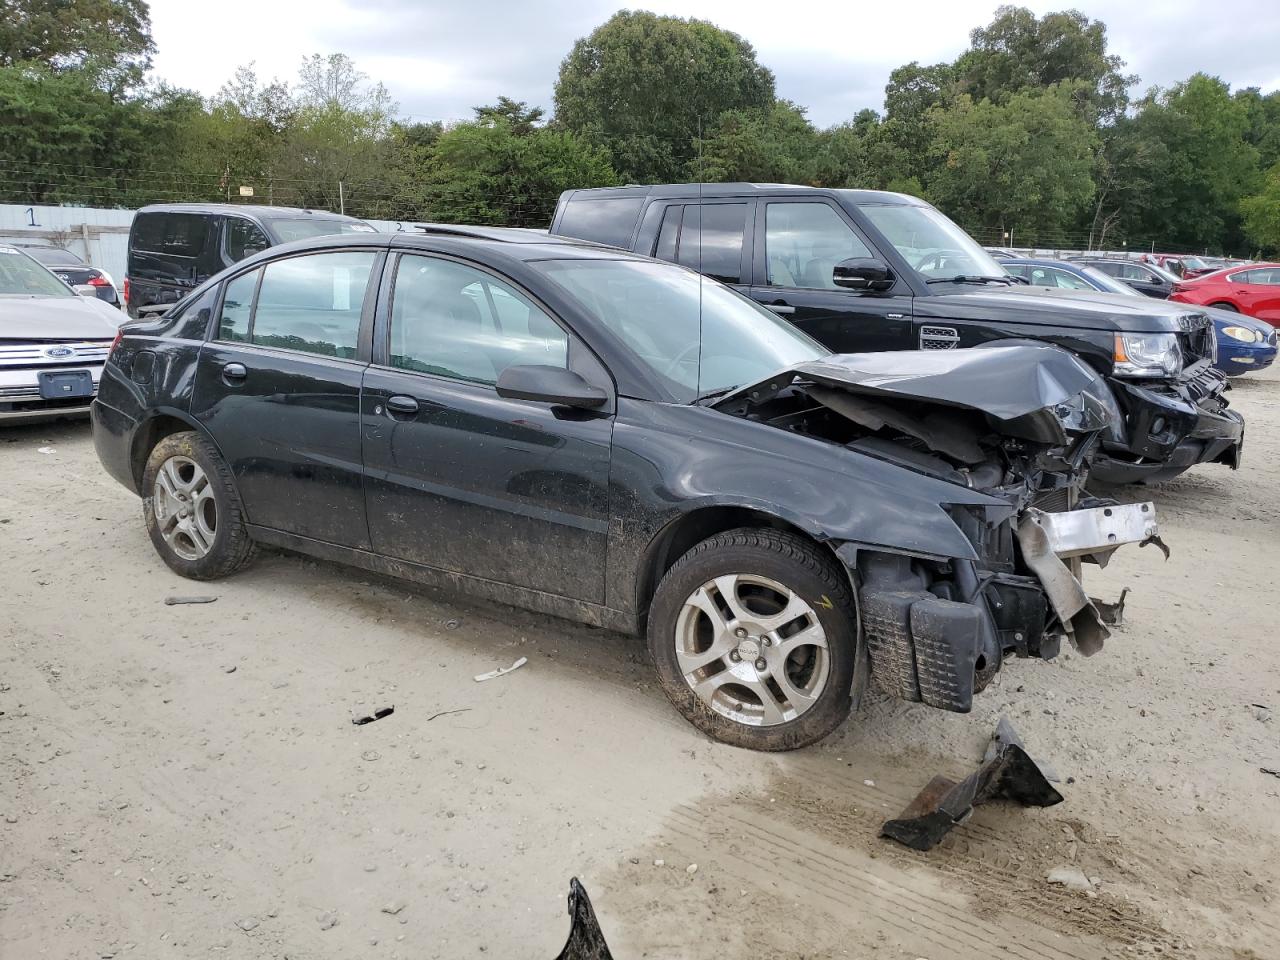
left=1001, top=258, right=1277, bottom=377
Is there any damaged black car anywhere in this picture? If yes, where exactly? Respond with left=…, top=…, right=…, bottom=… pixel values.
left=91, top=228, right=1156, bottom=750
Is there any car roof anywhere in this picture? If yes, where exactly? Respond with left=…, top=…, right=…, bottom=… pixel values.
left=136, top=202, right=365, bottom=222
left=1004, top=258, right=1085, bottom=268
left=559, top=182, right=927, bottom=206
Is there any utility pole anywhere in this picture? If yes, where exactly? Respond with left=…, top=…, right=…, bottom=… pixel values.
left=339, top=181, right=345, bottom=215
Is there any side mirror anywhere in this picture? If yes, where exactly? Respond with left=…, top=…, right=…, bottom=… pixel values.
left=833, top=258, right=894, bottom=292
left=495, top=365, right=607, bottom=410
left=73, top=284, right=98, bottom=297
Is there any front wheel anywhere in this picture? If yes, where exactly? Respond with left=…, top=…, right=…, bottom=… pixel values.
left=647, top=528, right=857, bottom=751
left=142, top=431, right=256, bottom=580
left=1209, top=302, right=1238, bottom=312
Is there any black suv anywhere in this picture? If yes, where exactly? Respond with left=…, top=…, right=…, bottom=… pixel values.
left=126, top=203, right=375, bottom=318
left=549, top=184, right=1243, bottom=484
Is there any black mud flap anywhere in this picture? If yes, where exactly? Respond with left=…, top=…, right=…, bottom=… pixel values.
left=554, top=878, right=615, bottom=960
left=880, top=716, right=1063, bottom=851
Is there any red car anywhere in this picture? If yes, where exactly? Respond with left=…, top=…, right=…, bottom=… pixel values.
left=1169, top=263, right=1280, bottom=326
left=1139, top=253, right=1215, bottom=278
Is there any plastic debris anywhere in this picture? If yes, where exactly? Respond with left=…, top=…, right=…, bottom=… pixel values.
left=474, top=657, right=528, bottom=683
left=351, top=705, right=395, bottom=726
left=164, top=596, right=218, bottom=605
left=553, top=878, right=614, bottom=960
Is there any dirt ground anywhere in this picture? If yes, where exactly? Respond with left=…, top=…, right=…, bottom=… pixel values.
left=2, top=368, right=1278, bottom=960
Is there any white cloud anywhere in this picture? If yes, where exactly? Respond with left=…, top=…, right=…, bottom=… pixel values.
left=148, top=0, right=1280, bottom=126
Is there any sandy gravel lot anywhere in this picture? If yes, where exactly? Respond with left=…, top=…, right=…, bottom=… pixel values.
left=2, top=368, right=1278, bottom=960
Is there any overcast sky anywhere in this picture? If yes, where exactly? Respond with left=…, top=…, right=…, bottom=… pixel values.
left=149, top=0, right=1280, bottom=127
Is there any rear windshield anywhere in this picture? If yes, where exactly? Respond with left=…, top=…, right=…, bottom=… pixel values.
left=26, top=247, right=83, bottom=266
left=556, top=198, right=644, bottom=247
left=263, top=218, right=376, bottom=243
left=132, top=212, right=208, bottom=258
left=0, top=248, right=74, bottom=297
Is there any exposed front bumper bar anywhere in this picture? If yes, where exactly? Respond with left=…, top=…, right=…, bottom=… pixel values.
left=1034, top=502, right=1157, bottom=559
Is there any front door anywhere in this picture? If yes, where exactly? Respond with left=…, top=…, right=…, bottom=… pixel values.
left=191, top=248, right=382, bottom=548
left=748, top=199, right=913, bottom=353
left=360, top=253, right=613, bottom=602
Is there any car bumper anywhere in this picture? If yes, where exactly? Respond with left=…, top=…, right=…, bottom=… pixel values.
left=0, top=366, right=102, bottom=424
left=1092, top=367, right=1244, bottom=483
left=1216, top=341, right=1277, bottom=377
left=90, top=399, right=142, bottom=493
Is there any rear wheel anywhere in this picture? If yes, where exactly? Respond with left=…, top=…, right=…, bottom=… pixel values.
left=142, top=431, right=256, bottom=580
left=647, top=528, right=857, bottom=751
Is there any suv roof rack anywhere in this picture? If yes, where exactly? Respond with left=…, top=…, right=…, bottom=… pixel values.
left=410, top=223, right=564, bottom=243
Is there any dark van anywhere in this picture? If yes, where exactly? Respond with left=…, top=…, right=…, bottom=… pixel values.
left=549, top=183, right=1243, bottom=484
left=125, top=204, right=375, bottom=318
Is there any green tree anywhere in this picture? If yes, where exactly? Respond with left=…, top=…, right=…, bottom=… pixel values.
left=1241, top=161, right=1280, bottom=255
left=406, top=119, right=618, bottom=225
left=473, top=97, right=544, bottom=135
left=923, top=85, right=1097, bottom=240
left=956, top=5, right=1135, bottom=123
left=554, top=10, right=775, bottom=182
left=0, top=0, right=154, bottom=90
left=695, top=100, right=822, bottom=183
left=1115, top=74, right=1259, bottom=250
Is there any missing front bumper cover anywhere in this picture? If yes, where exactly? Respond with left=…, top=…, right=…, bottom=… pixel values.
left=880, top=716, right=1063, bottom=851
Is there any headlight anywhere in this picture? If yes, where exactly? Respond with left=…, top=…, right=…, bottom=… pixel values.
left=1220, top=325, right=1261, bottom=344
left=1113, top=332, right=1182, bottom=378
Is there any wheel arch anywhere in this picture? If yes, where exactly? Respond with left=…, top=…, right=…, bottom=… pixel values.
left=129, top=408, right=216, bottom=492
left=634, top=504, right=845, bottom=633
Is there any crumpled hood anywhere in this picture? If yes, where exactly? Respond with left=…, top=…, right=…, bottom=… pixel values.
left=716, top=344, right=1104, bottom=425
left=0, top=295, right=124, bottom=340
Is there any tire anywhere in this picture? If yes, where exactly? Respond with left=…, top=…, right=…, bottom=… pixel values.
left=142, top=430, right=257, bottom=580
left=647, top=527, right=857, bottom=751
left=1210, top=302, right=1238, bottom=312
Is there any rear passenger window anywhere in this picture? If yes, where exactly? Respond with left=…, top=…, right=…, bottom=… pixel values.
left=765, top=203, right=873, bottom=289
left=390, top=255, right=568, bottom=385
left=556, top=198, right=644, bottom=247
left=132, top=213, right=209, bottom=258
left=225, top=218, right=270, bottom=262
left=250, top=251, right=376, bottom=359
left=218, top=270, right=257, bottom=342
left=654, top=205, right=682, bottom=262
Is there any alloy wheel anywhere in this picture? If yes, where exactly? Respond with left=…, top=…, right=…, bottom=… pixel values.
left=152, top=455, right=217, bottom=561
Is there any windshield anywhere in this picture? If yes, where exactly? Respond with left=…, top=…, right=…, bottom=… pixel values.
left=26, top=247, right=83, bottom=266
left=1081, top=266, right=1142, bottom=297
left=532, top=259, right=827, bottom=402
left=0, top=248, right=75, bottom=297
left=1181, top=256, right=1208, bottom=271
left=264, top=218, right=377, bottom=243
left=859, top=203, right=1005, bottom=280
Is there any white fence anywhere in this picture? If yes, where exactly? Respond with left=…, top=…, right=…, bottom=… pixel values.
left=0, top=204, right=403, bottom=287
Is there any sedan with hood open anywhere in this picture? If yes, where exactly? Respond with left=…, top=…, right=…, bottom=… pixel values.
left=91, top=228, right=1157, bottom=750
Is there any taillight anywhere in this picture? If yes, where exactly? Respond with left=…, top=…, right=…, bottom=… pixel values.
left=88, top=275, right=110, bottom=287
left=109, top=329, right=123, bottom=356
left=122, top=276, right=130, bottom=303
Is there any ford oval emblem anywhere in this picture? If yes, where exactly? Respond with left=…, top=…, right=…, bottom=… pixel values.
left=43, top=345, right=75, bottom=359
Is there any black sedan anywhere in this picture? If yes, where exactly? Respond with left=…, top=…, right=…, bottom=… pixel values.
left=17, top=244, right=122, bottom=307
left=92, top=229, right=1154, bottom=750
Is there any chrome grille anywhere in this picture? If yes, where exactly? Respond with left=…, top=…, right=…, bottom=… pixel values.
left=0, top=340, right=111, bottom=370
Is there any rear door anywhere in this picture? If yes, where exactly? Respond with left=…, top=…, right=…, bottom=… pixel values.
left=1236, top=268, right=1280, bottom=322
left=191, top=247, right=384, bottom=547
left=748, top=198, right=913, bottom=352
left=360, top=251, right=614, bottom=602
left=128, top=212, right=215, bottom=315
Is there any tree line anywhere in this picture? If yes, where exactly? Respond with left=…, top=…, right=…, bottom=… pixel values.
left=3, top=2, right=1279, bottom=254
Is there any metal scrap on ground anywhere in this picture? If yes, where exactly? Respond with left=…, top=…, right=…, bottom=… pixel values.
left=880, top=715, right=1064, bottom=851
left=164, top=595, right=218, bottom=605
left=474, top=657, right=528, bottom=682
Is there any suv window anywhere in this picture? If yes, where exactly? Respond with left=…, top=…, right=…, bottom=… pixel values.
left=132, top=212, right=209, bottom=258
left=225, top=218, right=270, bottom=262
left=249, top=251, right=376, bottom=359
left=389, top=255, right=568, bottom=385
left=218, top=270, right=258, bottom=342
left=764, top=202, right=873, bottom=289
left=655, top=205, right=681, bottom=262
left=669, top=203, right=747, bottom=284
left=1046, top=268, right=1092, bottom=290
left=557, top=197, right=644, bottom=247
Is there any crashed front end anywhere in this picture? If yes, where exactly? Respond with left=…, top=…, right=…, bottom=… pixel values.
left=715, top=344, right=1160, bottom=714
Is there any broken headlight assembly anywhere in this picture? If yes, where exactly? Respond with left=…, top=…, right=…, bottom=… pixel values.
left=1112, top=332, right=1182, bottom=378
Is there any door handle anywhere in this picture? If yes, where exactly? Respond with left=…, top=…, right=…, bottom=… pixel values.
left=222, top=362, right=247, bottom=381
left=765, top=303, right=796, bottom=315
left=385, top=394, right=420, bottom=416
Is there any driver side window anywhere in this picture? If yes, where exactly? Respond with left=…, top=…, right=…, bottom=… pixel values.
left=764, top=202, right=872, bottom=290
